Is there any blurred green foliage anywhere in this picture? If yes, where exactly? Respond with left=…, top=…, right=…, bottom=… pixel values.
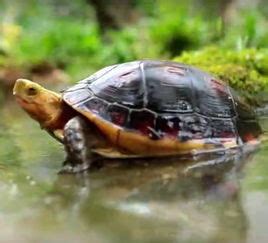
left=0, top=0, right=268, bottom=87
left=221, top=10, right=268, bottom=49
left=174, top=47, right=268, bottom=104
left=14, top=19, right=102, bottom=78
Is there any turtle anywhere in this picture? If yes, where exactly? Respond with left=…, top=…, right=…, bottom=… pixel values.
left=13, top=60, right=262, bottom=173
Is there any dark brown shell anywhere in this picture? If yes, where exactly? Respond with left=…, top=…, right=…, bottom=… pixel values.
left=63, top=60, right=261, bottom=142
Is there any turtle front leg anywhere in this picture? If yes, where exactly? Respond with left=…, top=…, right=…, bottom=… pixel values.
left=59, top=116, right=100, bottom=174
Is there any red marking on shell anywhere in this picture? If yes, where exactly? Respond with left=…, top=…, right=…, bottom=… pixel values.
left=130, top=110, right=155, bottom=136
left=220, top=131, right=236, bottom=138
left=210, top=78, right=227, bottom=93
left=110, top=111, right=127, bottom=126
left=156, top=117, right=180, bottom=138
left=243, top=133, right=255, bottom=142
left=138, top=120, right=154, bottom=135
left=164, top=124, right=179, bottom=138
left=166, top=67, right=185, bottom=76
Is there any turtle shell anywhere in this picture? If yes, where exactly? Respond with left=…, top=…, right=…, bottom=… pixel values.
left=63, top=60, right=261, bottom=153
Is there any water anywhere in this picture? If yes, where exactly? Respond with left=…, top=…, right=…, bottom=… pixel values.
left=1, top=99, right=268, bottom=243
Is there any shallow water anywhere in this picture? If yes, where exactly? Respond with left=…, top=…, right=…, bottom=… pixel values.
left=1, top=99, right=268, bottom=243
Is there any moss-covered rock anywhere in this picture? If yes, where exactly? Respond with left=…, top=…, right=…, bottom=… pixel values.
left=174, top=47, right=268, bottom=104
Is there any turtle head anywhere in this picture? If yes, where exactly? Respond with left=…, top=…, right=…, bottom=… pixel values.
left=13, top=79, right=63, bottom=129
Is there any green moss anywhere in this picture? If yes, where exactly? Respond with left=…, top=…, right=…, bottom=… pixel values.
left=174, top=47, right=268, bottom=104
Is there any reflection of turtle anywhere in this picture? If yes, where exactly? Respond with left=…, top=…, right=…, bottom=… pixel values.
left=13, top=61, right=261, bottom=173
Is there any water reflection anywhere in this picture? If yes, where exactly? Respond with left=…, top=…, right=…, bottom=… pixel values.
left=0, top=100, right=267, bottom=243
left=50, top=148, right=256, bottom=243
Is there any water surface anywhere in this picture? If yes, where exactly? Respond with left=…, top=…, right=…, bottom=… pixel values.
left=1, top=99, right=268, bottom=243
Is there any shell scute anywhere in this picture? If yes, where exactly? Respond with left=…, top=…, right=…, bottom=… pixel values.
left=107, top=104, right=129, bottom=127
left=210, top=119, right=236, bottom=138
left=129, top=109, right=156, bottom=136
left=144, top=63, right=194, bottom=113
left=63, top=89, right=92, bottom=106
left=156, top=116, right=180, bottom=138
left=191, top=69, right=236, bottom=118
left=88, top=62, right=144, bottom=108
left=79, top=97, right=108, bottom=118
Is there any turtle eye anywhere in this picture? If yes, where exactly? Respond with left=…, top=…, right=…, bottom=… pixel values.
left=27, top=87, right=38, bottom=96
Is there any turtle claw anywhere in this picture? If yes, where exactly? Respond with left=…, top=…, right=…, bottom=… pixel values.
left=58, top=161, right=90, bottom=174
